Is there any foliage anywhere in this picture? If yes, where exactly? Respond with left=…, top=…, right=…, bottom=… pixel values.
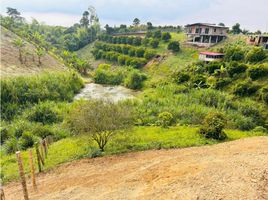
left=246, top=47, right=267, bottom=63
left=174, top=72, right=190, bottom=83
left=247, top=64, right=268, bottom=80
left=231, top=23, right=242, bottom=34
left=224, top=46, right=244, bottom=61
left=199, top=112, right=227, bottom=140
left=167, top=41, right=180, bottom=52
left=233, top=80, right=259, bottom=96
left=66, top=101, right=133, bottom=151
left=124, top=70, right=147, bottom=89
left=0, top=71, right=84, bottom=120
left=226, top=61, right=247, bottom=77
left=157, top=112, right=173, bottom=128
left=150, top=39, right=160, bottom=48
left=161, top=32, right=171, bottom=42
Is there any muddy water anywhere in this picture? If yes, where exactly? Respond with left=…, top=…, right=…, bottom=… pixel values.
left=74, top=83, right=136, bottom=102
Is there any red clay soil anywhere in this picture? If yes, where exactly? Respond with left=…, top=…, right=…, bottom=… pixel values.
left=4, top=136, right=268, bottom=200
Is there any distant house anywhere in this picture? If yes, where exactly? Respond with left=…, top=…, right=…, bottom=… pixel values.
left=199, top=52, right=224, bottom=62
left=185, top=23, right=228, bottom=47
left=247, top=35, right=268, bottom=50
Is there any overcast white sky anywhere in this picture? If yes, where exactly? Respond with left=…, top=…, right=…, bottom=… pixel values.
left=1, top=0, right=268, bottom=31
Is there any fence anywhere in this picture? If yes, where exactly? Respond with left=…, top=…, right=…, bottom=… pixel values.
left=1, top=136, right=53, bottom=200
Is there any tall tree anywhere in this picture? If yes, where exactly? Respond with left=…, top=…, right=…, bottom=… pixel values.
left=80, top=11, right=90, bottom=28
left=231, top=23, right=242, bottom=34
left=147, top=22, right=153, bottom=30
left=36, top=47, right=45, bottom=66
left=6, top=7, right=21, bottom=19
left=133, top=18, right=140, bottom=26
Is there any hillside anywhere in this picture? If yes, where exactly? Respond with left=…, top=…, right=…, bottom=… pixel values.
left=4, top=136, right=268, bottom=200
left=0, top=26, right=66, bottom=77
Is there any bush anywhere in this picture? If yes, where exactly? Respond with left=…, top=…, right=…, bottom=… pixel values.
left=0, top=126, right=9, bottom=144
left=247, top=64, right=268, bottom=80
left=226, top=61, right=247, bottom=77
left=161, top=32, right=171, bottom=42
left=150, top=39, right=159, bottom=48
left=124, top=70, right=147, bottom=90
left=233, top=80, right=259, bottom=96
left=259, top=87, right=268, bottom=104
left=224, top=46, right=244, bottom=61
left=191, top=75, right=207, bottom=88
left=157, top=112, right=173, bottom=128
left=214, top=78, right=232, bottom=89
left=199, top=112, right=227, bottom=140
left=175, top=72, right=190, bottom=83
left=144, top=50, right=156, bottom=60
left=26, top=102, right=63, bottom=124
left=18, top=132, right=35, bottom=150
left=94, top=69, right=123, bottom=85
left=167, top=41, right=180, bottom=52
left=152, top=30, right=162, bottom=39
left=3, top=137, right=19, bottom=154
left=252, top=126, right=267, bottom=133
left=206, top=61, right=224, bottom=74
left=246, top=47, right=266, bottom=63
left=32, top=125, right=54, bottom=139
left=135, top=48, right=145, bottom=58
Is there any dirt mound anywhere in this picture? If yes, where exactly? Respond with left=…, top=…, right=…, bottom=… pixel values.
left=0, top=26, right=66, bottom=78
left=4, top=136, right=268, bottom=200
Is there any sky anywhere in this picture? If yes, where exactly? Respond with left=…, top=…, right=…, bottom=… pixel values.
left=1, top=0, right=268, bottom=32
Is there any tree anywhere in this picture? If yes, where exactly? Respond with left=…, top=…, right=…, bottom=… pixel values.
left=147, top=22, right=153, bottom=30
left=255, top=30, right=262, bottom=35
left=161, top=32, right=171, bottom=42
left=12, top=38, right=25, bottom=63
left=218, top=23, right=225, bottom=27
left=36, top=47, right=45, bottom=66
left=133, top=18, right=140, bottom=26
left=6, top=7, right=22, bottom=21
left=150, top=39, right=159, bottom=48
left=66, top=101, right=133, bottom=151
left=167, top=41, right=180, bottom=52
left=242, top=29, right=249, bottom=35
left=231, top=23, right=242, bottom=34
left=80, top=11, right=90, bottom=28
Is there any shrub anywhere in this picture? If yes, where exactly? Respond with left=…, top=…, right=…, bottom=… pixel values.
left=191, top=75, right=207, bottom=88
left=0, top=126, right=9, bottom=144
left=246, top=47, right=266, bottom=63
left=3, top=137, right=19, bottom=154
left=161, top=32, right=171, bottom=42
left=152, top=30, right=162, bottom=39
left=135, top=48, right=145, bottom=58
left=32, top=125, right=54, bottom=139
left=247, top=64, right=268, bottom=80
left=167, top=41, right=180, bottom=52
left=124, top=70, right=147, bottom=90
left=226, top=61, right=247, bottom=77
left=150, top=39, right=159, bottom=48
left=233, top=80, right=259, bottom=96
left=259, top=87, right=268, bottom=104
left=133, top=37, right=142, bottom=46
left=118, top=55, right=127, bottom=65
left=214, top=78, right=232, bottom=89
left=26, top=102, right=63, bottom=124
left=175, top=72, right=190, bottom=83
left=252, top=126, right=267, bottom=133
left=199, top=112, right=227, bottom=140
left=128, top=49, right=136, bottom=56
left=206, top=61, right=223, bottom=74
left=18, top=132, right=35, bottom=150
left=144, top=50, right=156, bottom=60
left=157, top=112, right=173, bottom=128
left=224, top=46, right=244, bottom=61
left=94, top=69, right=123, bottom=85
left=66, top=101, right=133, bottom=151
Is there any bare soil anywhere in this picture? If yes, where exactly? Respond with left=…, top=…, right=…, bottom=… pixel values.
left=4, top=137, right=268, bottom=200
left=0, top=26, right=66, bottom=78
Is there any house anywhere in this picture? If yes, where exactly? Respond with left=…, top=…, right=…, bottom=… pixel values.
left=247, top=35, right=268, bottom=50
left=199, top=52, right=224, bottom=62
left=185, top=23, right=228, bottom=47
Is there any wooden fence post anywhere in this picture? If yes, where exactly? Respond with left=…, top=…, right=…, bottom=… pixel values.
left=35, top=143, right=42, bottom=172
left=28, top=150, right=37, bottom=191
left=40, top=140, right=45, bottom=161
left=43, top=139, right=48, bottom=158
left=0, top=187, right=5, bottom=200
left=16, top=151, right=29, bottom=200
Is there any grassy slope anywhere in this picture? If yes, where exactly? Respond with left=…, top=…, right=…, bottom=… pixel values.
left=1, top=126, right=265, bottom=183
left=0, top=26, right=66, bottom=78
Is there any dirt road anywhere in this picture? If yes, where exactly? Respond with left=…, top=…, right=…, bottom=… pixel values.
left=4, top=137, right=268, bottom=200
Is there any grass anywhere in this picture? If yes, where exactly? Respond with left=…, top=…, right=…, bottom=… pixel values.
left=1, top=125, right=266, bottom=184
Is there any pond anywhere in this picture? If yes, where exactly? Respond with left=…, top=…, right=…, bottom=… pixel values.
left=74, top=83, right=137, bottom=102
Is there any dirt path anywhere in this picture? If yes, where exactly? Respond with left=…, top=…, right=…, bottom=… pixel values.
left=4, top=137, right=268, bottom=200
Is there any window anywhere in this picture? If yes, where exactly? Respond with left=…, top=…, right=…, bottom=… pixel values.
left=214, top=28, right=217, bottom=32
left=205, top=28, right=209, bottom=34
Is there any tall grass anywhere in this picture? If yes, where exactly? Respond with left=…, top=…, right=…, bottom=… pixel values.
left=0, top=71, right=84, bottom=120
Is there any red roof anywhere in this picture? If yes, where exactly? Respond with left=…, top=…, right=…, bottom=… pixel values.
left=199, top=52, right=224, bottom=56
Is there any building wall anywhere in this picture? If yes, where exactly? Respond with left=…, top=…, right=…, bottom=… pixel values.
left=186, top=25, right=228, bottom=36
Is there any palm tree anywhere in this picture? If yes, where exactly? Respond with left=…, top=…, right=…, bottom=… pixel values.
left=12, top=38, right=25, bottom=63
left=36, top=47, right=45, bottom=66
